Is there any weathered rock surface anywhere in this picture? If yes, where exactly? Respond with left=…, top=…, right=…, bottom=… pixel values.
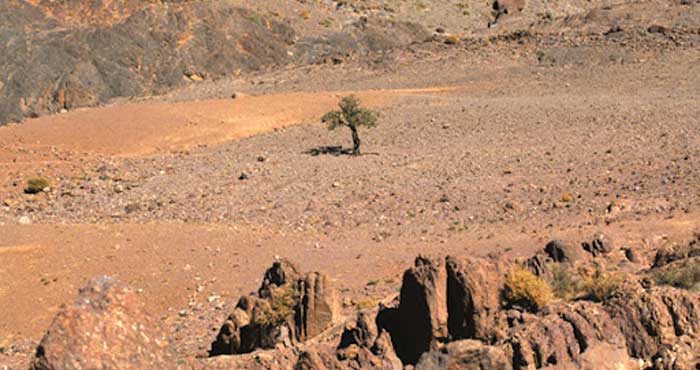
left=651, top=235, right=700, bottom=268
left=446, top=256, right=509, bottom=343
left=0, top=1, right=430, bottom=125
left=508, top=301, right=631, bottom=369
left=299, top=272, right=338, bottom=341
left=30, top=276, right=173, bottom=370
left=384, top=255, right=447, bottom=364
left=545, top=239, right=585, bottom=263
left=415, top=340, right=510, bottom=370
left=605, top=280, right=700, bottom=362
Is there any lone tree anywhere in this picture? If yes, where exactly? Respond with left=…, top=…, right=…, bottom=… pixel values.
left=322, top=95, right=378, bottom=155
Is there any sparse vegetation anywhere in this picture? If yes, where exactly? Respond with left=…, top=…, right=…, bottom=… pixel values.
left=253, top=285, right=300, bottom=326
left=444, top=35, right=459, bottom=45
left=355, top=299, right=376, bottom=310
left=580, top=265, right=625, bottom=302
left=551, top=263, right=625, bottom=302
left=25, top=177, right=50, bottom=194
left=651, top=258, right=700, bottom=291
left=505, top=267, right=553, bottom=311
left=322, top=95, right=378, bottom=156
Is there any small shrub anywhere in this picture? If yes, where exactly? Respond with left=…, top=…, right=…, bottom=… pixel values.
left=651, top=258, right=700, bottom=291
left=355, top=299, right=376, bottom=310
left=444, top=35, right=459, bottom=45
left=505, top=267, right=553, bottom=311
left=254, top=285, right=300, bottom=326
left=551, top=263, right=582, bottom=300
left=581, top=265, right=625, bottom=302
left=25, top=177, right=50, bottom=194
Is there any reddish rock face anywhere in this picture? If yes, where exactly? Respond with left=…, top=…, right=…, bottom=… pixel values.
left=389, top=255, right=448, bottom=364
left=446, top=256, right=509, bottom=344
left=30, top=275, right=174, bottom=370
left=298, top=272, right=338, bottom=341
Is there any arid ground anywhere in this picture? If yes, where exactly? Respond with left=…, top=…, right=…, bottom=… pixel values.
left=1, top=0, right=700, bottom=368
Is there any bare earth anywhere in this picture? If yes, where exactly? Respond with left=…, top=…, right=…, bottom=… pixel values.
left=1, top=19, right=700, bottom=367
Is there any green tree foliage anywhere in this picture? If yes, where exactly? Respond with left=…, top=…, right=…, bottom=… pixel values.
left=322, top=95, right=378, bottom=155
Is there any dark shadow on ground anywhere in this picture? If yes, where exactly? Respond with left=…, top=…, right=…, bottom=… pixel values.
left=304, top=146, right=353, bottom=156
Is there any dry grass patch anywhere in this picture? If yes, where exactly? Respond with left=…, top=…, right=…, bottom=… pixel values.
left=505, top=267, right=553, bottom=312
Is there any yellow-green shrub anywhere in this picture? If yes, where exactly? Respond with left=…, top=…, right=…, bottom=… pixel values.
left=505, top=267, right=553, bottom=311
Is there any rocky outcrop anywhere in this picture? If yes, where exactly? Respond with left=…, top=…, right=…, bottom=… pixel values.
left=605, top=279, right=700, bottom=362
left=545, top=239, right=585, bottom=264
left=0, top=1, right=431, bottom=125
left=446, top=256, right=509, bottom=343
left=651, top=234, right=700, bottom=268
left=211, top=260, right=338, bottom=356
left=581, top=233, right=614, bottom=257
left=30, top=276, right=174, bottom=370
left=508, top=301, right=631, bottom=369
left=382, top=255, right=447, bottom=364
left=28, top=232, right=700, bottom=370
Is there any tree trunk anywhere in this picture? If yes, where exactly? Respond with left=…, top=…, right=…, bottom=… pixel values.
left=350, top=125, right=361, bottom=155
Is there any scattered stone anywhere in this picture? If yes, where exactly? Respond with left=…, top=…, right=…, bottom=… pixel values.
left=18, top=216, right=32, bottom=225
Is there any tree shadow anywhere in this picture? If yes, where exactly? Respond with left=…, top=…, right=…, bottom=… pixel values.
left=303, top=146, right=353, bottom=156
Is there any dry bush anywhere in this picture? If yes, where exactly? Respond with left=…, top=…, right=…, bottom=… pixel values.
left=651, top=258, right=700, bottom=291
left=505, top=267, right=553, bottom=312
left=253, top=285, right=300, bottom=326
left=551, top=263, right=625, bottom=302
left=25, top=177, right=50, bottom=194
left=580, top=265, right=625, bottom=302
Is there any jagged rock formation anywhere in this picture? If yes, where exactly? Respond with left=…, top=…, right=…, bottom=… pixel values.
left=28, top=232, right=700, bottom=369
left=29, top=276, right=174, bottom=370
left=210, top=259, right=338, bottom=356
left=381, top=255, right=447, bottom=364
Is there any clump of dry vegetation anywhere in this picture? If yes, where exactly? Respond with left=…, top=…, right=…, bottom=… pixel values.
left=551, top=263, right=625, bottom=302
left=254, top=285, right=301, bottom=326
left=651, top=258, right=700, bottom=291
left=505, top=267, right=553, bottom=311
left=580, top=265, right=625, bottom=302
left=25, top=177, right=50, bottom=194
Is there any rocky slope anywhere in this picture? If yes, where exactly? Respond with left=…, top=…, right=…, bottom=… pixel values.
left=0, top=0, right=428, bottom=125
left=4, top=0, right=699, bottom=125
